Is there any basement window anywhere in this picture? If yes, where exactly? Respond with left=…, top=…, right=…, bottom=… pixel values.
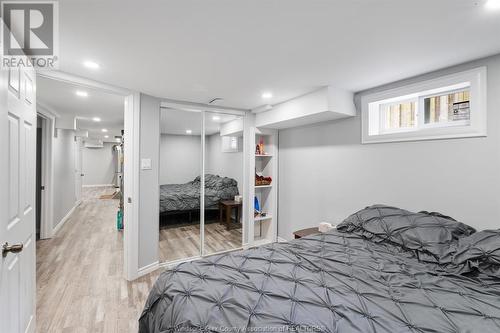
left=362, top=67, right=487, bottom=144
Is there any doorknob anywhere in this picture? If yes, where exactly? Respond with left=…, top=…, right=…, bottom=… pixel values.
left=2, top=242, right=23, bottom=257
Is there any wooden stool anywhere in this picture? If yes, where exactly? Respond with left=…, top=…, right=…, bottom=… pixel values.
left=218, top=200, right=242, bottom=230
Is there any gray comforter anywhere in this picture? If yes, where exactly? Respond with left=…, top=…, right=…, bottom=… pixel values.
left=140, top=207, right=500, bottom=332
left=160, top=175, right=239, bottom=213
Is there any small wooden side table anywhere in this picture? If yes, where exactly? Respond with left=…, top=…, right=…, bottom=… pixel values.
left=219, top=200, right=242, bottom=230
left=293, top=227, right=320, bottom=239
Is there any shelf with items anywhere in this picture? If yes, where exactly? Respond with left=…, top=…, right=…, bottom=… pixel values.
left=252, top=129, right=277, bottom=244
left=255, top=173, right=272, bottom=187
left=254, top=214, right=272, bottom=222
left=254, top=132, right=273, bottom=156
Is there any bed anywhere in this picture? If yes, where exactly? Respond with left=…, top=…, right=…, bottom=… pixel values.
left=140, top=205, right=500, bottom=332
left=159, top=174, right=239, bottom=215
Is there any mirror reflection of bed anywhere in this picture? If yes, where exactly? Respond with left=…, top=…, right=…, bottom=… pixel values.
left=159, top=108, right=243, bottom=263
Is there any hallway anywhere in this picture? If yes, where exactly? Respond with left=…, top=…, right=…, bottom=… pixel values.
left=36, top=187, right=160, bottom=333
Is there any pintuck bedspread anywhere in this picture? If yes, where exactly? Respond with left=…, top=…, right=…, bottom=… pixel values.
left=140, top=207, right=500, bottom=333
left=159, top=175, right=239, bottom=213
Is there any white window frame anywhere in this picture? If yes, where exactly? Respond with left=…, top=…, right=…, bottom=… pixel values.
left=362, top=67, right=487, bottom=144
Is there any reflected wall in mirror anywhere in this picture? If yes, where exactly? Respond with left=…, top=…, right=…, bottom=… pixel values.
left=159, top=108, right=202, bottom=262
left=204, top=112, right=244, bottom=256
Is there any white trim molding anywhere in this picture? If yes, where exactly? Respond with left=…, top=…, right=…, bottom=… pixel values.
left=38, top=70, right=141, bottom=281
left=36, top=108, right=56, bottom=240
left=82, top=184, right=115, bottom=188
left=138, top=261, right=159, bottom=276
left=37, top=71, right=132, bottom=97
left=52, top=201, right=80, bottom=236
left=361, top=67, right=487, bottom=144
left=123, top=92, right=141, bottom=281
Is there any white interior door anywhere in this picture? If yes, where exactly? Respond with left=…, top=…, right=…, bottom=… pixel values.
left=75, top=137, right=83, bottom=203
left=0, top=65, right=37, bottom=333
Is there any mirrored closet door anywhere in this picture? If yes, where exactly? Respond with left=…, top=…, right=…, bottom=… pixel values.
left=159, top=108, right=202, bottom=262
left=159, top=107, right=245, bottom=264
left=203, top=112, right=244, bottom=256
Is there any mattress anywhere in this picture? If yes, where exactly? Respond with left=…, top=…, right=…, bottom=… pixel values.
left=159, top=174, right=239, bottom=214
left=139, top=229, right=500, bottom=332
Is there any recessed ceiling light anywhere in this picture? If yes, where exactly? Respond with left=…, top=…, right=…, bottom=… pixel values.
left=262, top=92, right=273, bottom=99
left=83, top=60, right=100, bottom=69
left=186, top=129, right=192, bottom=134
left=104, top=135, right=109, bottom=138
left=92, top=117, right=101, bottom=122
left=212, top=116, right=220, bottom=121
left=486, top=0, right=500, bottom=9
left=76, top=90, right=88, bottom=97
left=102, top=128, right=108, bottom=133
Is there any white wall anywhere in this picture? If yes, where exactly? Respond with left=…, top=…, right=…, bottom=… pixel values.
left=206, top=134, right=243, bottom=194
left=159, top=134, right=200, bottom=184
left=52, top=128, right=77, bottom=227
left=82, top=142, right=116, bottom=186
left=278, top=54, right=500, bottom=240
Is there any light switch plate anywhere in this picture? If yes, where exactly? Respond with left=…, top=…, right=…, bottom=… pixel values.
left=141, top=158, right=152, bottom=170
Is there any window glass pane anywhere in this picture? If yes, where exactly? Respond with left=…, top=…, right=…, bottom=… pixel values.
left=380, top=100, right=416, bottom=132
left=424, top=89, right=470, bottom=125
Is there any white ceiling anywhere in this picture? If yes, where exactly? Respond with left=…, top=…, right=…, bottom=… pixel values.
left=161, top=108, right=240, bottom=136
left=37, top=76, right=124, bottom=142
left=56, top=0, right=500, bottom=110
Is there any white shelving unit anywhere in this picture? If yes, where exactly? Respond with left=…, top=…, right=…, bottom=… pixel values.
left=252, top=128, right=278, bottom=244
left=254, top=215, right=273, bottom=222
left=255, top=184, right=272, bottom=189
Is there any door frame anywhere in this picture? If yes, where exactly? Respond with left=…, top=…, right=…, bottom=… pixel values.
left=74, top=137, right=83, bottom=205
left=35, top=105, right=57, bottom=239
left=37, top=71, right=141, bottom=281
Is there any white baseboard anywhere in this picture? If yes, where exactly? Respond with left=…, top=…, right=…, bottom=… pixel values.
left=158, top=256, right=202, bottom=269
left=82, top=184, right=115, bottom=188
left=138, top=261, right=159, bottom=277
left=26, top=313, right=35, bottom=333
left=52, top=201, right=80, bottom=237
left=277, top=236, right=288, bottom=243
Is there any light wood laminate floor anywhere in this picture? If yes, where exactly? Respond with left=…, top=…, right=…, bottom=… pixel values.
left=36, top=187, right=243, bottom=332
left=36, top=187, right=161, bottom=333
left=159, top=222, right=242, bottom=262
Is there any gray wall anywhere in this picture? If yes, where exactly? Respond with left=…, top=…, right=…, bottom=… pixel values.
left=159, top=133, right=243, bottom=194
left=82, top=142, right=116, bottom=186
left=138, top=94, right=160, bottom=268
left=160, top=134, right=200, bottom=184
left=53, top=128, right=76, bottom=227
left=278, top=54, right=500, bottom=240
left=206, top=134, right=243, bottom=194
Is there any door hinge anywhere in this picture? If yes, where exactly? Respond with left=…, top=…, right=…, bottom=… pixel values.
left=41, top=186, right=45, bottom=191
